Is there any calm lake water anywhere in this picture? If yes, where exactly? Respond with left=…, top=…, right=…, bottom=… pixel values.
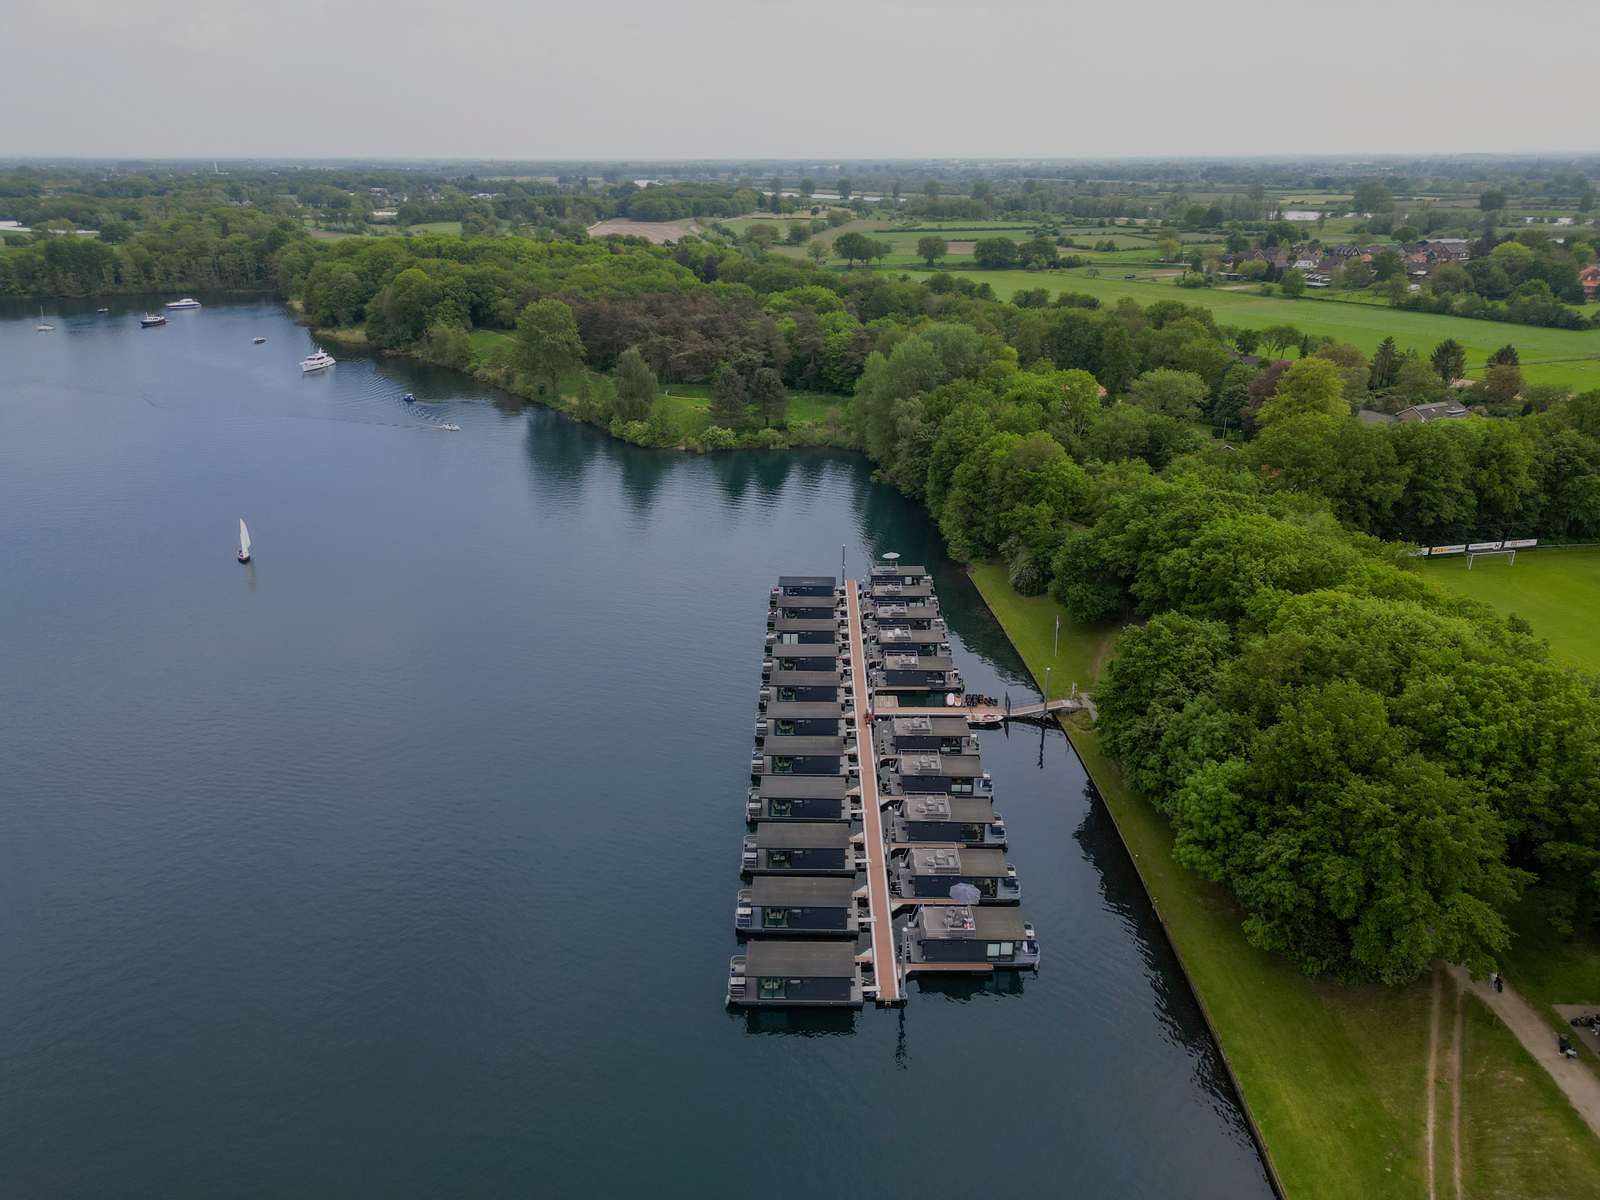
left=0, top=298, right=1273, bottom=1199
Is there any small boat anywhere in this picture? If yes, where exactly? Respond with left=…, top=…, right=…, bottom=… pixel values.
left=402, top=393, right=415, bottom=402
left=440, top=423, right=460, bottom=431
left=166, top=298, right=201, bottom=309
left=37, top=306, right=53, bottom=331
left=300, top=350, right=336, bottom=373
left=237, top=518, right=252, bottom=564
left=97, top=307, right=110, bottom=314
left=140, top=313, right=166, bottom=327
left=253, top=337, right=266, bottom=344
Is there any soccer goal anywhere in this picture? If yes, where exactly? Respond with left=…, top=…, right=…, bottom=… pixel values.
left=1466, top=549, right=1517, bottom=569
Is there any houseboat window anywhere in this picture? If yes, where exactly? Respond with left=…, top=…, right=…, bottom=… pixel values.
left=978, top=877, right=997, bottom=896
left=985, top=942, right=1014, bottom=959
left=775, top=720, right=795, bottom=735
left=778, top=632, right=799, bottom=644
left=777, top=688, right=796, bottom=702
left=940, top=738, right=964, bottom=753
left=960, top=823, right=983, bottom=842
left=773, top=756, right=794, bottom=774
left=951, top=780, right=973, bottom=795
left=778, top=659, right=796, bottom=671
left=763, top=908, right=789, bottom=928
left=929, top=672, right=946, bottom=686
left=770, top=798, right=792, bottom=817
left=769, top=850, right=792, bottom=869
left=759, top=977, right=786, bottom=999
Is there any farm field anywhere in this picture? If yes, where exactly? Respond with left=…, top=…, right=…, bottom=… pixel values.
left=1420, top=547, right=1600, bottom=674
left=902, top=267, right=1600, bottom=388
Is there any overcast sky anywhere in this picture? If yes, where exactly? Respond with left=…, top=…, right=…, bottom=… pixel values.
left=2, top=0, right=1592, bottom=162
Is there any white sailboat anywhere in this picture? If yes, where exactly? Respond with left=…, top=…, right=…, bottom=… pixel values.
left=237, top=519, right=252, bottom=564
left=36, top=306, right=53, bottom=331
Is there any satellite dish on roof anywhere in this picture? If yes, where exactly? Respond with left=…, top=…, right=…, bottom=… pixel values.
left=948, top=883, right=981, bottom=905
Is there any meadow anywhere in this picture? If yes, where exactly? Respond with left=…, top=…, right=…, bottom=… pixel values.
left=903, top=267, right=1600, bottom=389
left=1420, top=547, right=1600, bottom=674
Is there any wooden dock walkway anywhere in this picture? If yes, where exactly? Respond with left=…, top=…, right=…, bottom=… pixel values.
left=871, top=696, right=1087, bottom=725
left=845, top=582, right=906, bottom=1006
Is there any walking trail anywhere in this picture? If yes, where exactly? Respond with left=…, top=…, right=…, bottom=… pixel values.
left=1446, top=964, right=1600, bottom=1138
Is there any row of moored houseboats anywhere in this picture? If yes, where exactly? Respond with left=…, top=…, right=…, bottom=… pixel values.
left=727, top=562, right=1040, bottom=1008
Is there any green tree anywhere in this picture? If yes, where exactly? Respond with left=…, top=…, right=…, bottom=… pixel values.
left=1280, top=268, right=1306, bottom=298
left=1342, top=257, right=1372, bottom=289
left=1480, top=363, right=1524, bottom=405
left=750, top=367, right=788, bottom=427
left=922, top=179, right=941, bottom=198
left=1057, top=369, right=1104, bottom=441
left=836, top=178, right=852, bottom=200
left=785, top=220, right=810, bottom=246
left=799, top=178, right=816, bottom=196
left=1156, top=236, right=1183, bottom=262
left=1479, top=188, right=1507, bottom=212
left=972, top=237, right=1020, bottom=269
left=1430, top=339, right=1467, bottom=382
left=709, top=365, right=748, bottom=428
left=1370, top=249, right=1404, bottom=282
left=1487, top=344, right=1520, bottom=368
left=1256, top=358, right=1348, bottom=426
left=612, top=346, right=658, bottom=422
left=833, top=231, right=872, bottom=266
left=514, top=299, right=585, bottom=398
left=916, top=235, right=948, bottom=268
left=1369, top=336, right=1401, bottom=390
left=805, top=241, right=827, bottom=266
left=1128, top=369, right=1209, bottom=421
left=1391, top=357, right=1441, bottom=406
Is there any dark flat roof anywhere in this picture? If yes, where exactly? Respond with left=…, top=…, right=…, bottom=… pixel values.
left=771, top=619, right=840, bottom=632
left=763, top=737, right=846, bottom=756
left=756, top=776, right=850, bottom=799
left=770, top=671, right=843, bottom=686
left=750, top=877, right=857, bottom=906
left=897, top=753, right=982, bottom=777
left=771, top=645, right=840, bottom=659
left=745, top=939, right=858, bottom=977
left=899, top=797, right=996, bottom=823
left=905, top=847, right=1007, bottom=875
left=778, top=576, right=836, bottom=587
left=754, top=823, right=852, bottom=849
left=763, top=702, right=844, bottom=720
left=913, top=906, right=1027, bottom=940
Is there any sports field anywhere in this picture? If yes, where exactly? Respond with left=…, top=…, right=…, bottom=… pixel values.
left=904, top=268, right=1600, bottom=390
left=1420, top=547, right=1600, bottom=673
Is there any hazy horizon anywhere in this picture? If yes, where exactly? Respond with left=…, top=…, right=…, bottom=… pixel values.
left=3, top=0, right=1593, bottom=161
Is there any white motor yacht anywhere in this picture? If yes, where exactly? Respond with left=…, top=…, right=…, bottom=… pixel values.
left=300, top=350, right=336, bottom=373
left=166, top=298, right=202, bottom=309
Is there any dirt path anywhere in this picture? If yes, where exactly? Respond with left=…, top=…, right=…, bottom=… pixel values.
left=1424, top=967, right=1441, bottom=1200
left=1447, top=965, right=1600, bottom=1138
left=1450, top=982, right=1465, bottom=1199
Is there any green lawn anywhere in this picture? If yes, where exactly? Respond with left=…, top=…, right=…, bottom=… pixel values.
left=1420, top=547, right=1600, bottom=674
left=905, top=268, right=1600, bottom=390
left=967, top=564, right=1600, bottom=1198
left=1461, top=996, right=1600, bottom=1197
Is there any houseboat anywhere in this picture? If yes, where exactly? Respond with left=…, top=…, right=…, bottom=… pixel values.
left=767, top=617, right=843, bottom=648
left=735, top=876, right=860, bottom=936
left=873, top=653, right=962, bottom=701
left=752, top=735, right=853, bottom=782
left=869, top=562, right=931, bottom=588
left=768, top=595, right=840, bottom=625
left=890, top=796, right=1007, bottom=848
left=901, top=905, right=1039, bottom=973
left=756, top=701, right=846, bottom=742
left=747, top=775, right=855, bottom=823
left=762, top=643, right=842, bottom=679
left=760, top=672, right=847, bottom=706
left=772, top=575, right=837, bottom=598
left=882, top=751, right=991, bottom=797
left=871, top=600, right=945, bottom=632
left=728, top=939, right=864, bottom=1008
left=871, top=625, right=951, bottom=657
left=892, top=846, right=1020, bottom=903
left=743, top=822, right=858, bottom=876
left=875, top=713, right=977, bottom=758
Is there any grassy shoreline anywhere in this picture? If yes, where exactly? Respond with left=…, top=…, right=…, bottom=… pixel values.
left=966, top=564, right=1600, bottom=1199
